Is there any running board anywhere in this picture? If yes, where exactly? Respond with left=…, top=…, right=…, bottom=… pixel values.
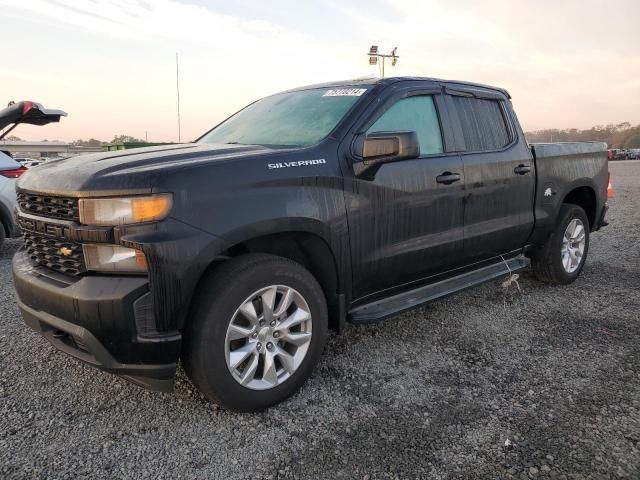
left=349, top=255, right=530, bottom=324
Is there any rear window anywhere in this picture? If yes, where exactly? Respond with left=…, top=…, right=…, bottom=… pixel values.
left=452, top=97, right=511, bottom=151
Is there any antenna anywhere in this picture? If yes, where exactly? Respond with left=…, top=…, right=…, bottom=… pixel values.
left=176, top=52, right=181, bottom=143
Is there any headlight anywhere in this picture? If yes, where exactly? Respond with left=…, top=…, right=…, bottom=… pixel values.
left=79, top=194, right=172, bottom=226
left=83, top=244, right=148, bottom=273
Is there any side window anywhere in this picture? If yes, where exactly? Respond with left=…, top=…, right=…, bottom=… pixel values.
left=367, top=95, right=443, bottom=155
left=451, top=96, right=511, bottom=151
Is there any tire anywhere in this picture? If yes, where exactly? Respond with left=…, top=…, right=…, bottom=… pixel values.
left=183, top=253, right=328, bottom=411
left=0, top=222, right=6, bottom=248
left=531, top=204, right=590, bottom=285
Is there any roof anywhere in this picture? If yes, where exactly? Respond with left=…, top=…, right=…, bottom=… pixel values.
left=282, top=76, right=511, bottom=99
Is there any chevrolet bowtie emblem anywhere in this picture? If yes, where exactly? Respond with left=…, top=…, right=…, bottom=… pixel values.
left=58, top=247, right=73, bottom=257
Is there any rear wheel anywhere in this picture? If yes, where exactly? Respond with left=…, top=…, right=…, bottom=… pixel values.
left=531, top=204, right=590, bottom=285
left=183, top=254, right=327, bottom=411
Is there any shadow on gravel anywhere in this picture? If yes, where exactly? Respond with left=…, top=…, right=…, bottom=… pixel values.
left=0, top=238, right=21, bottom=258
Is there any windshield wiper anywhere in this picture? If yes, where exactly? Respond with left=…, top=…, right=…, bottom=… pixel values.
left=222, top=141, right=299, bottom=149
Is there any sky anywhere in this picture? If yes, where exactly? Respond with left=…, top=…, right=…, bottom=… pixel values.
left=1, top=0, right=639, bottom=142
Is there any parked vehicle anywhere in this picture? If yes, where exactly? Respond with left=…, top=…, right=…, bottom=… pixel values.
left=627, top=149, right=640, bottom=160
left=613, top=149, right=628, bottom=160
left=0, top=101, right=66, bottom=247
left=13, top=77, right=609, bottom=411
left=15, top=158, right=43, bottom=168
left=18, top=159, right=44, bottom=168
left=0, top=151, right=26, bottom=246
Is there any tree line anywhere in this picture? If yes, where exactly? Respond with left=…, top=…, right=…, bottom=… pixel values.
left=525, top=123, right=640, bottom=149
left=3, top=134, right=145, bottom=146
left=70, top=135, right=146, bottom=146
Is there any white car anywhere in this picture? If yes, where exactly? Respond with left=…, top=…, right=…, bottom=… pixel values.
left=20, top=159, right=44, bottom=169
left=0, top=151, right=26, bottom=246
left=14, top=157, right=41, bottom=167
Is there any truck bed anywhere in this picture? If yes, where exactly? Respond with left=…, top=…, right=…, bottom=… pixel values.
left=528, top=141, right=608, bottom=244
left=530, top=141, right=608, bottom=159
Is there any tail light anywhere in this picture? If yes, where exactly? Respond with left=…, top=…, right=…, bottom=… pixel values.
left=0, top=166, right=28, bottom=178
left=607, top=172, right=614, bottom=199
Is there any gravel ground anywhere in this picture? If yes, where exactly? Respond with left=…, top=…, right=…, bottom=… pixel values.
left=1, top=161, right=639, bottom=480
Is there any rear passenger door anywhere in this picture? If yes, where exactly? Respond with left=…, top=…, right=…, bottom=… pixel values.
left=446, top=89, right=535, bottom=264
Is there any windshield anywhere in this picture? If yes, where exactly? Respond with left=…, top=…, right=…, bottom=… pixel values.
left=199, top=87, right=369, bottom=147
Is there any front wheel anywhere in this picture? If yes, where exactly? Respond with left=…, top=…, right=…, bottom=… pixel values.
left=183, top=254, right=327, bottom=411
left=531, top=204, right=590, bottom=285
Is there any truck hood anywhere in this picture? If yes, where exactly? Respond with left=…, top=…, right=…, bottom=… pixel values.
left=17, top=143, right=283, bottom=195
left=0, top=101, right=67, bottom=139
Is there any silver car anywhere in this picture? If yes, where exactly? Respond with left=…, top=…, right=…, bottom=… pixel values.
left=0, top=151, right=25, bottom=246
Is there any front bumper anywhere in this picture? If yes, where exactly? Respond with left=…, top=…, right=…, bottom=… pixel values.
left=13, top=252, right=181, bottom=391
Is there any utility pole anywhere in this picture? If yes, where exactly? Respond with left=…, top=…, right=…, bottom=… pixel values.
left=176, top=52, right=181, bottom=143
left=367, top=46, right=399, bottom=78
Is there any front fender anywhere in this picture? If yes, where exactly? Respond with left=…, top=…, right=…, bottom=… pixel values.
left=221, top=217, right=332, bottom=248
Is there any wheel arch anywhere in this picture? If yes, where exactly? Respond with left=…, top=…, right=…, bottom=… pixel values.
left=562, top=184, right=597, bottom=230
left=528, top=176, right=601, bottom=250
left=187, top=221, right=346, bottom=333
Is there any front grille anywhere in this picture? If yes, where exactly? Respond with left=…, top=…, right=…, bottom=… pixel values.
left=17, top=192, right=80, bottom=222
left=23, top=231, right=86, bottom=276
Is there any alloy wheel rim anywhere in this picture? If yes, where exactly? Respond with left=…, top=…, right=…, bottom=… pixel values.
left=561, top=218, right=586, bottom=273
left=224, top=285, right=313, bottom=390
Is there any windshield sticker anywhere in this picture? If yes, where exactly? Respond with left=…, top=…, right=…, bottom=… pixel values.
left=323, top=88, right=367, bottom=97
left=268, top=159, right=326, bottom=170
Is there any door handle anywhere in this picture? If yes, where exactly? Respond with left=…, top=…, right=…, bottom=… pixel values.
left=436, top=172, right=461, bottom=185
left=514, top=164, right=532, bottom=175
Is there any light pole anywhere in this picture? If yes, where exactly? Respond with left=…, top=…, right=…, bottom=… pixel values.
left=176, top=52, right=181, bottom=143
left=367, top=46, right=399, bottom=78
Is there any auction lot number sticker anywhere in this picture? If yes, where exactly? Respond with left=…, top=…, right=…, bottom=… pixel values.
left=323, top=88, right=367, bottom=97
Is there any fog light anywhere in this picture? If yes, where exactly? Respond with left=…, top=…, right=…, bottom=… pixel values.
left=83, top=244, right=147, bottom=273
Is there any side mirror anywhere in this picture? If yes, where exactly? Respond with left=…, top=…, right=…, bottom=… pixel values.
left=352, top=131, right=420, bottom=179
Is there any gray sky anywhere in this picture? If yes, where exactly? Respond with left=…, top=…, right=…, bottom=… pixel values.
left=2, top=0, right=639, bottom=142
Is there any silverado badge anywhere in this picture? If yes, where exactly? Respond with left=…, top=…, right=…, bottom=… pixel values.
left=58, top=246, right=73, bottom=257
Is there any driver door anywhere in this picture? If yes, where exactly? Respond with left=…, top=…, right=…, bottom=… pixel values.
left=344, top=90, right=465, bottom=301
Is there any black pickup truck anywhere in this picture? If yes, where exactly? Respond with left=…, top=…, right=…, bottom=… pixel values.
left=13, top=77, right=609, bottom=411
